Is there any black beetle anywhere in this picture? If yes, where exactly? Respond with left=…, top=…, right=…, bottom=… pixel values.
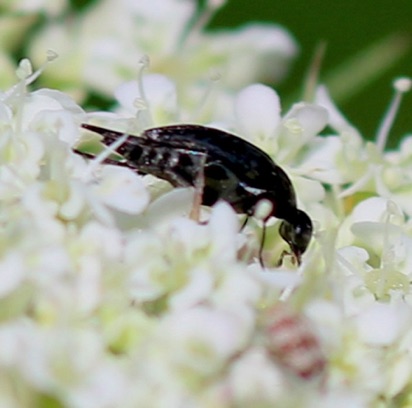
left=78, top=123, right=312, bottom=266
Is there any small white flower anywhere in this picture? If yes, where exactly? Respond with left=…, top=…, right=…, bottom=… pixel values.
left=168, top=267, right=214, bottom=311
left=297, top=136, right=347, bottom=184
left=207, top=201, right=240, bottom=263
left=233, top=83, right=328, bottom=160
left=228, top=347, right=287, bottom=405
left=115, top=74, right=178, bottom=127
left=91, top=165, right=150, bottom=214
left=2, top=3, right=412, bottom=405
left=208, top=24, right=298, bottom=88
left=355, top=301, right=412, bottom=346
left=235, top=84, right=281, bottom=145
left=163, top=306, right=248, bottom=370
left=0, top=253, right=26, bottom=298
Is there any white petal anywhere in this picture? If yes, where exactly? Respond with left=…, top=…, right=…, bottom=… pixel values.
left=214, top=24, right=298, bottom=87
left=351, top=197, right=402, bottom=224
left=125, top=0, right=195, bottom=29
left=284, top=103, right=328, bottom=142
left=235, top=84, right=281, bottom=139
left=114, top=80, right=140, bottom=113
left=33, top=110, right=80, bottom=145
left=355, top=301, right=412, bottom=345
left=298, top=136, right=347, bottom=184
left=166, top=306, right=244, bottom=357
left=290, top=175, right=325, bottom=203
left=216, top=271, right=262, bottom=308
left=32, top=89, right=85, bottom=117
left=0, top=101, right=13, bottom=123
left=0, top=254, right=25, bottom=297
left=253, top=267, right=302, bottom=289
left=22, top=93, right=63, bottom=129
left=208, top=201, right=239, bottom=262
left=80, top=222, right=123, bottom=260
left=76, top=255, right=101, bottom=313
left=59, top=182, right=85, bottom=220
left=229, top=348, right=285, bottom=402
left=169, top=268, right=214, bottom=311
left=143, top=187, right=194, bottom=227
left=115, top=75, right=178, bottom=124
left=94, top=165, right=149, bottom=214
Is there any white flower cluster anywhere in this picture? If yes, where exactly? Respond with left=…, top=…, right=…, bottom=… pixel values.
left=24, top=0, right=297, bottom=108
left=1, top=1, right=412, bottom=407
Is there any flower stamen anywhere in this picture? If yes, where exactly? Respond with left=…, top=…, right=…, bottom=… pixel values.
left=191, top=69, right=221, bottom=121
left=375, top=76, right=411, bottom=152
left=380, top=200, right=401, bottom=269
left=376, top=201, right=399, bottom=299
left=135, top=55, right=153, bottom=128
left=177, top=0, right=227, bottom=50
left=302, top=41, right=327, bottom=102
left=339, top=168, right=374, bottom=198
left=81, top=133, right=129, bottom=183
left=5, top=53, right=58, bottom=135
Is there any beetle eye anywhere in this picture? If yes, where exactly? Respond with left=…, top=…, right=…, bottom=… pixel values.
left=279, top=220, right=290, bottom=242
left=295, top=210, right=313, bottom=248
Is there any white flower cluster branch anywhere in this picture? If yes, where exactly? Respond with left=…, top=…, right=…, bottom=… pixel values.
left=0, top=1, right=412, bottom=407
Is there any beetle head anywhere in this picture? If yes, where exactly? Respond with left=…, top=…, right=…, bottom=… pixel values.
left=279, top=209, right=312, bottom=264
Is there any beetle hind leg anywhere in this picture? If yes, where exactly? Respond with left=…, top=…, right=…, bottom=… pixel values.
left=189, top=154, right=207, bottom=222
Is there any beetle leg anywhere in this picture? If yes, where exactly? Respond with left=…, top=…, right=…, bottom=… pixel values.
left=276, top=250, right=287, bottom=267
left=240, top=215, right=249, bottom=231
left=258, top=222, right=267, bottom=268
left=189, top=153, right=207, bottom=222
left=276, top=250, right=301, bottom=267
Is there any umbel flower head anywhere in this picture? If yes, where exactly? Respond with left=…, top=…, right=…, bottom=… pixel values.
left=1, top=2, right=412, bottom=407
left=26, top=0, right=298, bottom=107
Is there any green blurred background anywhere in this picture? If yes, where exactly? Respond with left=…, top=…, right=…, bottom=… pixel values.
left=210, top=0, right=411, bottom=147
